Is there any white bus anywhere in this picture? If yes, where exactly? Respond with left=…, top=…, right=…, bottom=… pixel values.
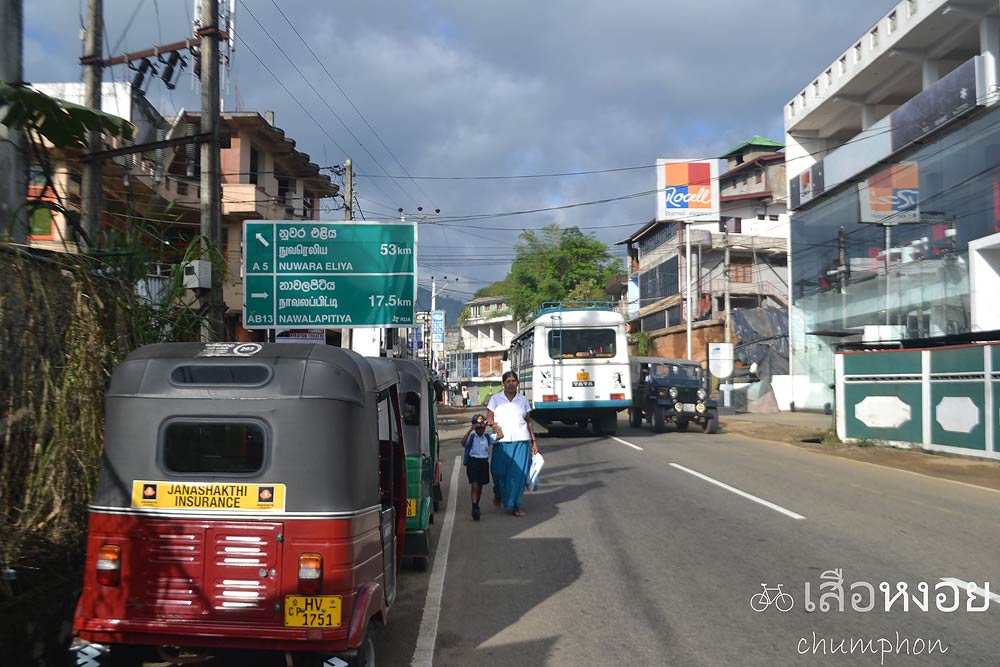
left=507, top=302, right=631, bottom=435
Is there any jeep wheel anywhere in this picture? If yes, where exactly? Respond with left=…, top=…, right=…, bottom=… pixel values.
left=702, top=411, right=719, bottom=434
left=652, top=405, right=666, bottom=433
left=629, top=408, right=642, bottom=428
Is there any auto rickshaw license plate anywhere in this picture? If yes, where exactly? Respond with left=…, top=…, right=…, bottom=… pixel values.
left=406, top=498, right=417, bottom=517
left=284, top=595, right=342, bottom=627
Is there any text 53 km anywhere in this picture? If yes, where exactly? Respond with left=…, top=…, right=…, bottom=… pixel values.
left=278, top=226, right=337, bottom=241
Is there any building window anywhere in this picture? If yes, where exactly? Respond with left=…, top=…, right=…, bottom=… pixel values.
left=839, top=56, right=847, bottom=75
left=789, top=101, right=795, bottom=117
left=812, top=80, right=819, bottom=97
left=303, top=193, right=314, bottom=218
left=277, top=175, right=292, bottom=202
left=887, top=10, right=897, bottom=32
left=29, top=165, right=48, bottom=186
left=755, top=171, right=762, bottom=184
left=28, top=205, right=54, bottom=237
left=825, top=69, right=832, bottom=87
left=870, top=28, right=879, bottom=49
left=731, top=263, right=752, bottom=283
left=854, top=42, right=862, bottom=63
left=249, top=146, right=259, bottom=185
left=906, top=0, right=916, bottom=17
left=800, top=91, right=807, bottom=109
left=769, top=214, right=779, bottom=221
left=722, top=217, right=742, bottom=233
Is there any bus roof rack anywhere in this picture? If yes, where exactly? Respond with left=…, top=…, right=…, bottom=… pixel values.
left=531, top=301, right=615, bottom=320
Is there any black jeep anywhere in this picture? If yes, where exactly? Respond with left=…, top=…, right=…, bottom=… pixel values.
left=628, top=357, right=719, bottom=434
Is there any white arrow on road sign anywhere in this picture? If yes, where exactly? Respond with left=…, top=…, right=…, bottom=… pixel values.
left=256, top=233, right=270, bottom=247
left=250, top=292, right=270, bottom=299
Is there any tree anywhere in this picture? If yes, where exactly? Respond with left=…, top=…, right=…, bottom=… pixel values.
left=504, top=224, right=623, bottom=321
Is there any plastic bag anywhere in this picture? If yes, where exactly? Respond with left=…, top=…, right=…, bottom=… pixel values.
left=526, top=452, right=544, bottom=491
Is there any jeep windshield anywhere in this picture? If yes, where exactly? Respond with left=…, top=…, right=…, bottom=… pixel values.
left=651, top=363, right=701, bottom=382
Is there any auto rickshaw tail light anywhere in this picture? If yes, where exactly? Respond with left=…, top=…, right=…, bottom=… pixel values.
left=610, top=393, right=625, bottom=401
left=298, top=553, right=323, bottom=594
left=542, top=395, right=559, bottom=402
left=96, top=544, right=121, bottom=586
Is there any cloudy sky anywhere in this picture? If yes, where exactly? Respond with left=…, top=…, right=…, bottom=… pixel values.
left=24, top=0, right=894, bottom=301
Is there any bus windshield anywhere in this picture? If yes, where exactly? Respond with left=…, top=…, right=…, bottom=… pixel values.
left=548, top=328, right=617, bottom=359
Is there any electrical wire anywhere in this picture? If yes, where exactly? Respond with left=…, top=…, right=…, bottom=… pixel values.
left=261, top=0, right=436, bottom=206
left=238, top=2, right=419, bottom=208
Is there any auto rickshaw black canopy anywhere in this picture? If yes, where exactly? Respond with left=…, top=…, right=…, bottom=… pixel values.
left=93, top=342, right=400, bottom=514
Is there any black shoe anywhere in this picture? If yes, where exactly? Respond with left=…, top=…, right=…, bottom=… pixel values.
left=472, top=504, right=480, bottom=521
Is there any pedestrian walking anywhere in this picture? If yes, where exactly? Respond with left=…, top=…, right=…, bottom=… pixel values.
left=461, top=385, right=470, bottom=407
left=462, top=414, right=502, bottom=520
left=486, top=371, right=538, bottom=517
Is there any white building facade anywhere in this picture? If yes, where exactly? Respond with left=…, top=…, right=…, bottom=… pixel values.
left=785, top=0, right=1000, bottom=410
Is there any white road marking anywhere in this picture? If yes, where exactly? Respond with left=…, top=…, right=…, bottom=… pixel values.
left=609, top=435, right=643, bottom=451
left=411, top=456, right=462, bottom=667
left=669, top=463, right=807, bottom=520
left=940, top=577, right=1000, bottom=605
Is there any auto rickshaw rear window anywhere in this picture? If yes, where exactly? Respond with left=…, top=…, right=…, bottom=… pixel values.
left=170, top=365, right=272, bottom=386
left=162, top=420, right=266, bottom=474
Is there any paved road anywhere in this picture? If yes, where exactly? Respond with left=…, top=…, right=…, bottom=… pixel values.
left=381, top=417, right=1000, bottom=666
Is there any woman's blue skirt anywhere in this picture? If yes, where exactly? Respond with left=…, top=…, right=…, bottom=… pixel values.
left=491, top=440, right=531, bottom=510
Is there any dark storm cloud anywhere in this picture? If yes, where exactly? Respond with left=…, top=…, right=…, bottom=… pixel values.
left=24, top=0, right=894, bottom=294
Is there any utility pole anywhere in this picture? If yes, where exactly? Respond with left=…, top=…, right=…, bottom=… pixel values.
left=723, top=227, right=731, bottom=344
left=0, top=0, right=26, bottom=244
left=684, top=221, right=693, bottom=360
left=199, top=0, right=224, bottom=340
left=80, top=0, right=103, bottom=248
left=343, top=157, right=353, bottom=220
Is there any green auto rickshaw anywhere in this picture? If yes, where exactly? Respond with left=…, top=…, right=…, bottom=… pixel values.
left=392, top=359, right=443, bottom=570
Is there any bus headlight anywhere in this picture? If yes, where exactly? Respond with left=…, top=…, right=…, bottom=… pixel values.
left=668, top=387, right=679, bottom=399
left=697, top=388, right=707, bottom=400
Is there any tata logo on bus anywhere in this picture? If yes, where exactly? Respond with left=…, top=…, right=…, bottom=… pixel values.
left=656, top=159, right=720, bottom=222
left=860, top=162, right=920, bottom=224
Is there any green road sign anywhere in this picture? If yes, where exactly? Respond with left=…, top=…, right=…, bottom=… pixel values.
left=243, top=221, right=416, bottom=328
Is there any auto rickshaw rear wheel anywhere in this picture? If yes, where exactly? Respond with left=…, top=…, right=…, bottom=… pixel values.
left=351, top=626, right=376, bottom=667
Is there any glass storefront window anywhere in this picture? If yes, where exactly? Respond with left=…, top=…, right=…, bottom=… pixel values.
left=790, top=106, right=1000, bottom=408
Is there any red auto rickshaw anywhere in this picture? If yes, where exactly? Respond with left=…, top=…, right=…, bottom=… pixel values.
left=69, top=342, right=407, bottom=666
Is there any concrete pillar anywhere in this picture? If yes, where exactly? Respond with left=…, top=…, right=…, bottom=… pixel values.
left=980, top=14, right=1000, bottom=105
left=921, top=60, right=940, bottom=89
left=861, top=103, right=877, bottom=131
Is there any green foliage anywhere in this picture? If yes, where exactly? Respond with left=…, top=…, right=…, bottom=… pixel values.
left=504, top=225, right=623, bottom=321
left=635, top=331, right=651, bottom=356
left=0, top=82, right=135, bottom=148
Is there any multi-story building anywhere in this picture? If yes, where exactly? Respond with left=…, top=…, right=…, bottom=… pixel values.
left=621, top=137, right=789, bottom=365
left=784, top=0, right=1000, bottom=410
left=25, top=83, right=337, bottom=340
left=448, top=295, right=516, bottom=405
